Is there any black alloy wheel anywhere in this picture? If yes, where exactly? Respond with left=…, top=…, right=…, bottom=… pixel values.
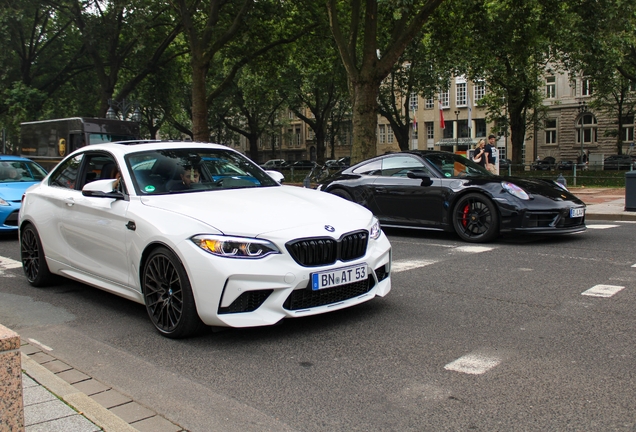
left=330, top=188, right=353, bottom=201
left=20, top=223, right=54, bottom=287
left=142, top=247, right=202, bottom=339
left=452, top=193, right=499, bottom=243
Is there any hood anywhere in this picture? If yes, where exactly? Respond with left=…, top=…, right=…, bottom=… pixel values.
left=0, top=181, right=40, bottom=201
left=504, top=177, right=583, bottom=203
left=140, top=185, right=373, bottom=237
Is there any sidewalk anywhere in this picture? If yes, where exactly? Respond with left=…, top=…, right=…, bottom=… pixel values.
left=20, top=340, right=184, bottom=432
left=569, top=187, right=636, bottom=221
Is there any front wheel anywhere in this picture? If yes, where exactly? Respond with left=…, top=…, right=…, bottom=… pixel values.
left=20, top=223, right=55, bottom=287
left=142, top=247, right=203, bottom=338
left=452, top=193, right=499, bottom=243
left=329, top=188, right=353, bottom=201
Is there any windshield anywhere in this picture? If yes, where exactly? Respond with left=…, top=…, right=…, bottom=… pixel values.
left=126, top=148, right=279, bottom=195
left=421, top=152, right=492, bottom=178
left=0, top=160, right=47, bottom=182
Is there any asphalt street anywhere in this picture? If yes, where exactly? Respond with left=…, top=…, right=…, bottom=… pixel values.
left=1, top=223, right=635, bottom=431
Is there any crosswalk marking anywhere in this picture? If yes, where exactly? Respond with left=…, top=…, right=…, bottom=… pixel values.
left=0, top=256, right=22, bottom=269
left=444, top=353, right=501, bottom=375
left=392, top=260, right=437, bottom=273
left=581, top=284, right=625, bottom=298
left=587, top=224, right=619, bottom=229
left=454, top=245, right=494, bottom=253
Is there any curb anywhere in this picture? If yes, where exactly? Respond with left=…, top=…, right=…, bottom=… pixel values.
left=21, top=353, right=138, bottom=432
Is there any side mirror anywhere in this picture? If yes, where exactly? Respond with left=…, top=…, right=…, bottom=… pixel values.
left=407, top=169, right=433, bottom=187
left=265, top=170, right=285, bottom=183
left=82, top=179, right=124, bottom=199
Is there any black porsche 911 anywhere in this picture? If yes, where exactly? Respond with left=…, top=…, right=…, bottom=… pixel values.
left=316, top=151, right=586, bottom=243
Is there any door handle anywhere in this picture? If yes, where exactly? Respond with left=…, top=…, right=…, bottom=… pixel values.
left=64, top=197, right=75, bottom=206
left=374, top=187, right=387, bottom=194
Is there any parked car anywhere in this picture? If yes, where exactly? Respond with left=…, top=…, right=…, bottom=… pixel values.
left=0, top=156, right=47, bottom=232
left=499, top=158, right=512, bottom=171
left=531, top=156, right=556, bottom=171
left=316, top=150, right=586, bottom=243
left=603, top=154, right=636, bottom=170
left=19, top=141, right=391, bottom=338
left=557, top=160, right=576, bottom=170
left=336, top=156, right=351, bottom=168
left=260, top=159, right=287, bottom=169
left=290, top=160, right=316, bottom=168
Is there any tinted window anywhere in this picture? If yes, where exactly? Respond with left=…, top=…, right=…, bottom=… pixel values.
left=49, top=154, right=84, bottom=189
left=352, top=159, right=382, bottom=175
left=380, top=155, right=428, bottom=177
left=422, top=152, right=491, bottom=178
left=0, top=161, right=47, bottom=182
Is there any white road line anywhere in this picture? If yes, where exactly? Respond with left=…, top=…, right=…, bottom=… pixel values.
left=587, top=224, right=620, bottom=229
left=581, top=284, right=625, bottom=298
left=27, top=338, right=53, bottom=352
left=392, top=260, right=437, bottom=273
left=444, top=353, right=501, bottom=375
left=454, top=246, right=494, bottom=253
left=0, top=256, right=22, bottom=269
left=631, top=263, right=636, bottom=268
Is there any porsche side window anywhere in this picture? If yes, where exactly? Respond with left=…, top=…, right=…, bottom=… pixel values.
left=380, top=156, right=428, bottom=177
left=352, top=159, right=382, bottom=175
left=49, top=154, right=84, bottom=189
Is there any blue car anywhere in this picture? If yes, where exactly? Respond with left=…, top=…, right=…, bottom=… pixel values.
left=0, top=156, right=48, bottom=231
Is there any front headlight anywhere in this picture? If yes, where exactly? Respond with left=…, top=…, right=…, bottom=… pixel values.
left=191, top=235, right=280, bottom=259
left=501, top=181, right=530, bottom=200
left=369, top=218, right=381, bottom=240
left=0, top=198, right=9, bottom=206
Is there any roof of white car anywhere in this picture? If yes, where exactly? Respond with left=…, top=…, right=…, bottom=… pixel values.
left=81, top=140, right=232, bottom=157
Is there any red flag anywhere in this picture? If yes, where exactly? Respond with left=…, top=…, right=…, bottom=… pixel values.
left=439, top=101, right=445, bottom=129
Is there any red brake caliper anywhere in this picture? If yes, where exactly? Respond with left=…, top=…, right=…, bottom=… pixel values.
left=462, top=204, right=470, bottom=227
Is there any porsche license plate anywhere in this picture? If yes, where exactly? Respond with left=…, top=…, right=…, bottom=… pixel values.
left=570, top=207, right=585, bottom=218
left=311, top=264, right=368, bottom=290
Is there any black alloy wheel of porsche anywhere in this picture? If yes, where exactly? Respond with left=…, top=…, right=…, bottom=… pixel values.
left=20, top=223, right=55, bottom=287
left=330, top=188, right=353, bottom=201
left=452, top=193, right=499, bottom=243
left=142, top=247, right=202, bottom=338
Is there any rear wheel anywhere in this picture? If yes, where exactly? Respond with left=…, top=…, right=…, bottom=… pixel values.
left=142, top=247, right=203, bottom=339
left=452, top=193, right=499, bottom=243
left=20, top=224, right=55, bottom=287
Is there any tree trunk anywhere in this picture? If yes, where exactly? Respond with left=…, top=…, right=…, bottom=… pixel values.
left=191, top=60, right=209, bottom=142
left=350, top=81, right=380, bottom=163
left=509, top=104, right=526, bottom=165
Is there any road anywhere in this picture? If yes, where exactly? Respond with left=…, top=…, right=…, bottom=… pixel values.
left=1, top=223, right=635, bottom=431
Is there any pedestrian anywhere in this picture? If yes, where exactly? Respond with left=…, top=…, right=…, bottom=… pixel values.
left=486, top=134, right=497, bottom=173
left=473, top=139, right=487, bottom=168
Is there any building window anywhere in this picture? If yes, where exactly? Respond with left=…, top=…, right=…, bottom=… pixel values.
left=425, top=98, right=435, bottom=109
left=378, top=124, right=386, bottom=143
left=412, top=130, right=418, bottom=140
left=474, top=119, right=486, bottom=137
left=546, top=76, right=556, bottom=98
left=582, top=78, right=593, bottom=96
left=456, top=82, right=467, bottom=106
left=457, top=120, right=469, bottom=138
left=439, top=90, right=450, bottom=108
left=289, top=111, right=294, bottom=119
left=443, top=121, right=454, bottom=139
left=474, top=82, right=486, bottom=102
left=545, top=119, right=557, bottom=144
left=409, top=92, right=418, bottom=110
left=621, top=116, right=634, bottom=142
left=576, top=114, right=597, bottom=144
left=426, top=122, right=434, bottom=140
left=388, top=128, right=394, bottom=143
left=295, top=127, right=301, bottom=146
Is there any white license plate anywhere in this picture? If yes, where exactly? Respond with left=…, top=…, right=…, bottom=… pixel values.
left=311, top=263, right=368, bottom=290
left=570, top=207, right=585, bottom=218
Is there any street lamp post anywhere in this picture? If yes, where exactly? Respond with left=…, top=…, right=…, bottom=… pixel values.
left=106, top=99, right=142, bottom=122
left=454, top=110, right=460, bottom=152
left=578, top=101, right=588, bottom=164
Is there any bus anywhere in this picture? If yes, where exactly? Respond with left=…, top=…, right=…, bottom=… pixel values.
left=20, top=117, right=140, bottom=171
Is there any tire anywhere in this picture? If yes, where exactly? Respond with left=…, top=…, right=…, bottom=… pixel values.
left=330, top=188, right=353, bottom=201
left=142, top=247, right=203, bottom=339
left=452, top=193, right=499, bottom=243
left=20, top=223, right=55, bottom=287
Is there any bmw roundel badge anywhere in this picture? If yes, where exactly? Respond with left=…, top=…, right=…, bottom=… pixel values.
left=324, top=225, right=335, bottom=232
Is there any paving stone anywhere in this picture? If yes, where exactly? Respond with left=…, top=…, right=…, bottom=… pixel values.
left=109, top=401, right=155, bottom=423
left=23, top=385, right=58, bottom=406
left=42, top=359, right=73, bottom=374
left=24, top=399, right=76, bottom=426
left=56, top=369, right=91, bottom=384
left=22, top=373, right=39, bottom=389
left=29, top=352, right=55, bottom=364
left=131, top=415, right=183, bottom=432
left=20, top=344, right=41, bottom=355
left=90, top=389, right=132, bottom=409
left=26, top=414, right=101, bottom=432
left=72, top=379, right=110, bottom=396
